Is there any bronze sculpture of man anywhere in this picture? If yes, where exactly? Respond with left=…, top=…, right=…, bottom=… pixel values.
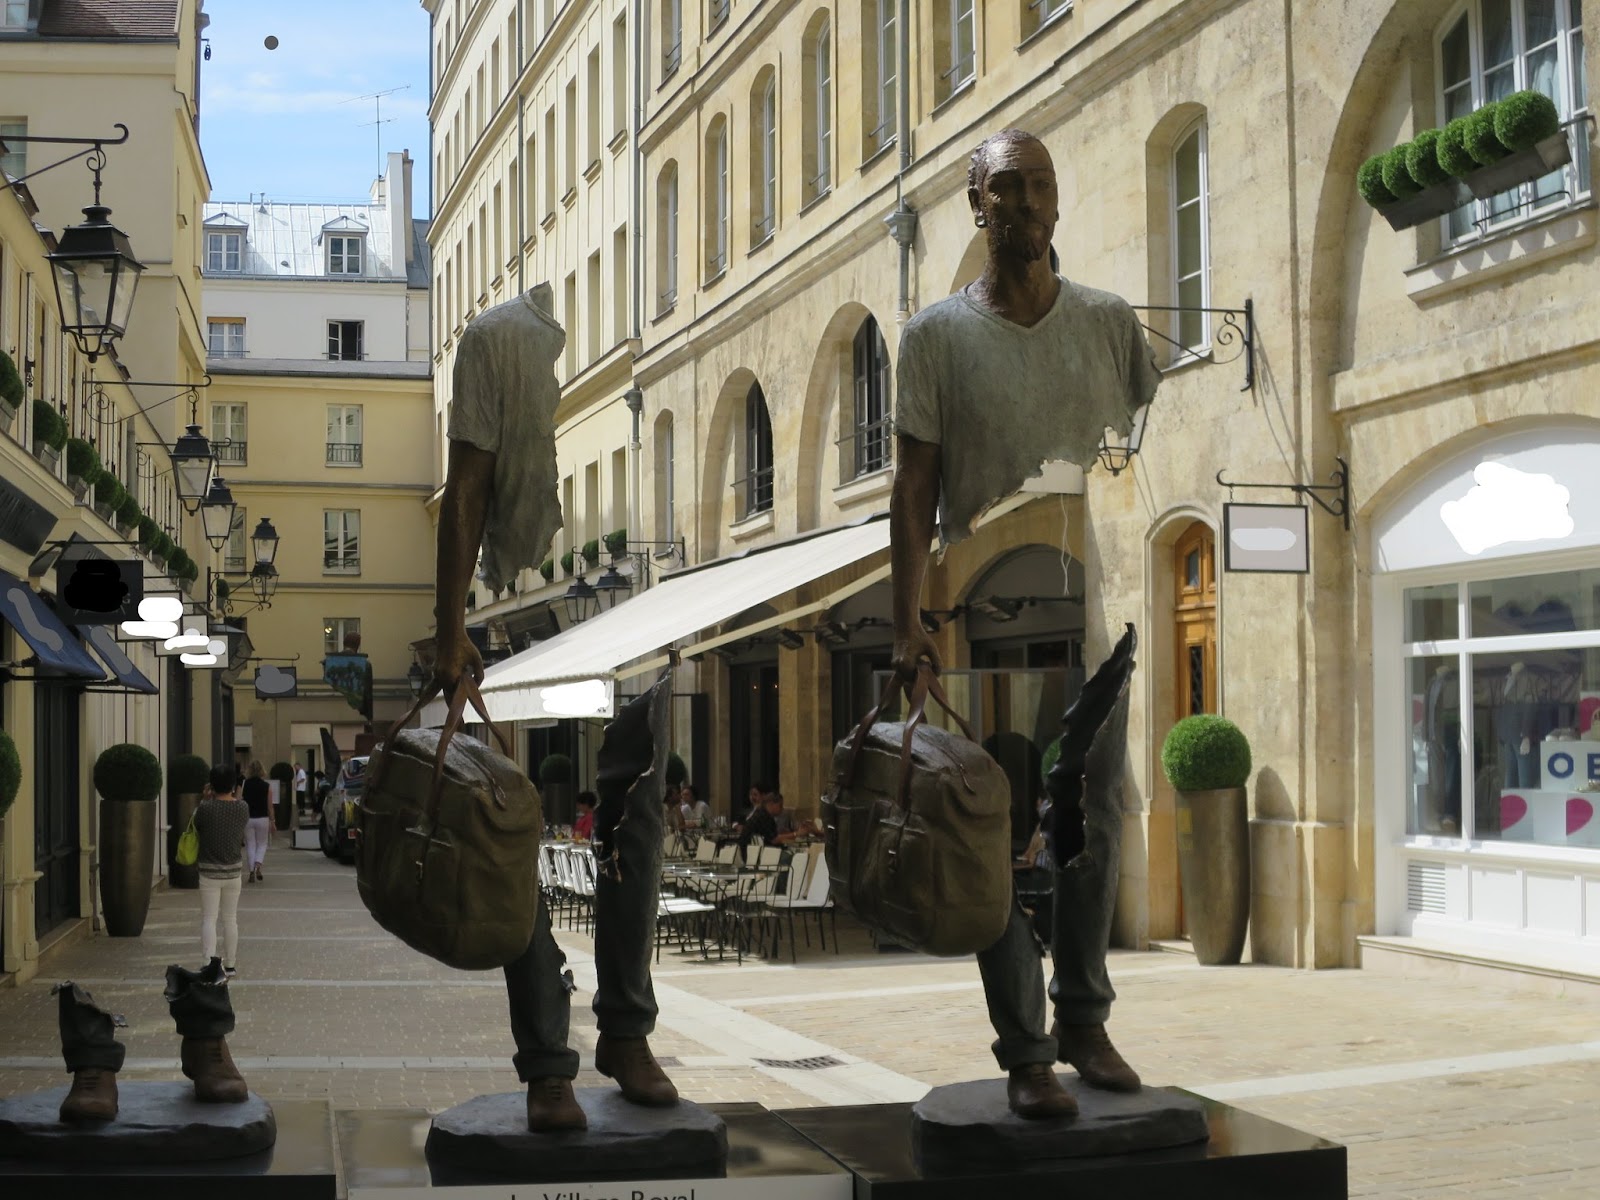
left=889, top=130, right=1161, bottom=1120
left=433, top=282, right=678, bottom=1132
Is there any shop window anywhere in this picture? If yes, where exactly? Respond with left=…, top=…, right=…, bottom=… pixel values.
left=849, top=316, right=891, bottom=479
left=1435, top=1, right=1590, bottom=245
left=862, top=0, right=896, bottom=159
left=743, top=382, right=774, bottom=516
left=802, top=13, right=832, bottom=204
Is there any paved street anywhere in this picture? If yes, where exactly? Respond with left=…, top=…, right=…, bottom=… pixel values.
left=2, top=832, right=1597, bottom=1198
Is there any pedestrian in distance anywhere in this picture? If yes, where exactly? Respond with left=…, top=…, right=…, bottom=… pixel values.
left=194, top=763, right=249, bottom=977
left=293, top=762, right=308, bottom=814
left=241, top=760, right=272, bottom=882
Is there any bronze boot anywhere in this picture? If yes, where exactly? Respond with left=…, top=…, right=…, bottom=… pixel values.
left=1006, top=1063, right=1078, bottom=1120
left=525, top=1076, right=588, bottom=1132
left=594, top=1034, right=679, bottom=1106
left=180, top=1036, right=249, bottom=1103
left=1053, top=1021, right=1142, bottom=1092
left=59, top=1067, right=119, bottom=1123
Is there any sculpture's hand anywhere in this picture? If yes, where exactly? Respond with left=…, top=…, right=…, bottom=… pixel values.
left=890, top=629, right=942, bottom=684
left=433, top=624, right=485, bottom=692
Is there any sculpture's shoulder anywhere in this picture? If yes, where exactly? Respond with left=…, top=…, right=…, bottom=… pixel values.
left=464, top=296, right=563, bottom=352
left=904, top=291, right=977, bottom=338
left=1059, top=279, right=1139, bottom=326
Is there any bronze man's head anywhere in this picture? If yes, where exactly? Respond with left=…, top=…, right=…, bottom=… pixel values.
left=966, top=129, right=1058, bottom=267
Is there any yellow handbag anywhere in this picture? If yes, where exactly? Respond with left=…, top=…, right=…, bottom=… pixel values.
left=176, top=812, right=199, bottom=866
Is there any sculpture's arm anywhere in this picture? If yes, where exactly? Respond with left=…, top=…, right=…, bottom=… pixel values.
left=433, top=439, right=495, bottom=690
left=889, top=433, right=943, bottom=682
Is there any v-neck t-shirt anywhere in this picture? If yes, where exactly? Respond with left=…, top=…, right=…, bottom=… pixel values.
left=894, top=276, right=1161, bottom=547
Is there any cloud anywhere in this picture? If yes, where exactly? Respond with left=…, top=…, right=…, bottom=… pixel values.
left=1439, top=461, right=1574, bottom=556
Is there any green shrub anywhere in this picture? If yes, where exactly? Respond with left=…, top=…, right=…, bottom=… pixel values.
left=93, top=743, right=163, bottom=803
left=168, top=547, right=192, bottom=578
left=0, top=728, right=20, bottom=819
left=66, top=437, right=103, bottom=483
left=560, top=550, right=575, bottom=575
left=1041, top=736, right=1062, bottom=781
left=1405, top=129, right=1452, bottom=189
left=138, top=515, right=161, bottom=550
left=269, top=761, right=293, bottom=786
left=93, top=473, right=125, bottom=511
left=1161, top=715, right=1252, bottom=792
left=154, top=532, right=176, bottom=560
left=539, top=558, right=555, bottom=582
left=168, top=753, right=211, bottom=795
left=1356, top=154, right=1396, bottom=207
left=216, top=577, right=231, bottom=602
left=180, top=559, right=199, bottom=584
left=665, top=751, right=689, bottom=787
left=116, top=494, right=141, bottom=528
left=1494, top=88, right=1560, bottom=151
left=1463, top=103, right=1508, bottom=165
left=1379, top=145, right=1421, bottom=198
left=538, top=753, right=573, bottom=786
left=0, top=350, right=23, bottom=408
left=603, top=528, right=628, bottom=556
left=581, top=538, right=601, bottom=566
left=1438, top=117, right=1479, bottom=176
left=32, top=400, right=66, bottom=450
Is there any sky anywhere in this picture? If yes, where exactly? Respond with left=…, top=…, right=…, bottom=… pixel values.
left=199, top=0, right=434, bottom=217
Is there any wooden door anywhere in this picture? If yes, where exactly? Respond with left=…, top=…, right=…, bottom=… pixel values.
left=1172, top=523, right=1217, bottom=935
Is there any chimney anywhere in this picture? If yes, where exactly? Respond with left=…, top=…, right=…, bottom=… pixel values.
left=401, top=150, right=415, bottom=270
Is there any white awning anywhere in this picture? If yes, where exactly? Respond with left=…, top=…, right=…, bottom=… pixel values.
left=428, top=516, right=892, bottom=724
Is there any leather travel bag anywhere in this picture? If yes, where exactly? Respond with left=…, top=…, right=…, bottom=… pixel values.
left=357, top=678, right=542, bottom=970
left=822, top=668, right=1012, bottom=956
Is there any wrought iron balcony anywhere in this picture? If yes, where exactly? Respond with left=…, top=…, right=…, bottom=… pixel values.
left=326, top=442, right=363, bottom=466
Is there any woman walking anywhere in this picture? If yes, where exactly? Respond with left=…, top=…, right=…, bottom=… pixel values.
left=195, top=763, right=249, bottom=977
left=241, top=761, right=271, bottom=882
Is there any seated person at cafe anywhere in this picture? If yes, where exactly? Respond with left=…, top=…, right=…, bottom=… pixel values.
left=768, top=792, right=800, bottom=844
left=573, top=791, right=597, bottom=841
left=678, top=783, right=712, bottom=830
left=737, top=790, right=792, bottom=848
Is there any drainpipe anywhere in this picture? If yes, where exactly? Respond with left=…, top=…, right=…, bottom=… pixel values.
left=632, top=0, right=646, bottom=340
left=516, top=1, right=526, bottom=296
left=886, top=0, right=917, bottom=324
left=625, top=385, right=644, bottom=589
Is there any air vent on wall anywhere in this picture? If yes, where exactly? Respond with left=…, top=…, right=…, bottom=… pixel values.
left=1407, top=860, right=1447, bottom=914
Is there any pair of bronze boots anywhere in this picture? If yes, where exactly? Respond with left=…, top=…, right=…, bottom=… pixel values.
left=524, top=1033, right=678, bottom=1131
left=56, top=960, right=250, bottom=1124
left=1005, top=1021, right=1142, bottom=1120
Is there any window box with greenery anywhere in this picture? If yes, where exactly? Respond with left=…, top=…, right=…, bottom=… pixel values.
left=1359, top=91, right=1571, bottom=232
left=31, top=399, right=65, bottom=471
left=92, top=473, right=126, bottom=525
left=167, top=753, right=210, bottom=889
left=0, top=350, right=22, bottom=431
left=1160, top=714, right=1253, bottom=966
left=65, top=437, right=102, bottom=500
left=94, top=743, right=164, bottom=937
left=116, top=494, right=142, bottom=539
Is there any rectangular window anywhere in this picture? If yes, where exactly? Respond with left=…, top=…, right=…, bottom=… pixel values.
left=477, top=202, right=488, bottom=294
left=564, top=272, right=578, bottom=378
left=587, top=250, right=602, bottom=364
left=943, top=0, right=976, bottom=96
left=493, top=184, right=504, bottom=276
left=544, top=107, right=557, bottom=214
left=709, top=0, right=730, bottom=30
left=586, top=47, right=601, bottom=167
left=524, top=132, right=538, bottom=231
left=2, top=1, right=31, bottom=28
left=866, top=1, right=897, bottom=157
left=211, top=402, right=247, bottom=465
left=612, top=15, right=628, bottom=140
left=326, top=404, right=364, bottom=466
left=564, top=78, right=578, bottom=195
left=327, top=320, right=364, bottom=361
left=324, top=616, right=362, bottom=656
left=756, top=81, right=777, bottom=242
left=205, top=230, right=243, bottom=273
left=663, top=0, right=683, bottom=76
left=1172, top=122, right=1211, bottom=355
left=0, top=118, right=25, bottom=179
left=660, top=167, right=679, bottom=310
left=613, top=225, right=628, bottom=346
left=207, top=318, right=245, bottom=359
left=327, top=235, right=364, bottom=275
left=323, top=510, right=361, bottom=574
left=225, top=505, right=248, bottom=572
left=1024, top=0, right=1073, bottom=39
left=491, top=37, right=501, bottom=105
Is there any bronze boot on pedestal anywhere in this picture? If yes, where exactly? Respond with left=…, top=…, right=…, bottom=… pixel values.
left=1006, top=1063, right=1079, bottom=1119
left=594, top=1034, right=679, bottom=1106
left=54, top=982, right=125, bottom=1123
left=166, top=958, right=248, bottom=1103
left=1054, top=1020, right=1142, bottom=1092
left=525, top=1076, right=588, bottom=1131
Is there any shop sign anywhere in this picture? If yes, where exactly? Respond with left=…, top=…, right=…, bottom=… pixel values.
left=0, top=473, right=57, bottom=555
left=54, top=556, right=143, bottom=624
left=256, top=664, right=298, bottom=699
left=1541, top=740, right=1600, bottom=785
left=348, top=1178, right=851, bottom=1200
left=1223, top=503, right=1309, bottom=573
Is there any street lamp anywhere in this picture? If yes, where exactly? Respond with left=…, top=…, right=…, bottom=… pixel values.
left=563, top=574, right=598, bottom=625
left=169, top=421, right=217, bottom=513
left=249, top=560, right=279, bottom=605
left=407, top=662, right=426, bottom=698
left=48, top=203, right=144, bottom=363
left=251, top=517, right=280, bottom=569
left=200, top=475, right=237, bottom=552
left=592, top=564, right=630, bottom=612
left=1097, top=403, right=1151, bottom=477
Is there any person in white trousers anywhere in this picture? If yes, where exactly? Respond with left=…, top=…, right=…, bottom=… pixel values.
left=241, top=760, right=272, bottom=882
left=194, top=763, right=249, bottom=976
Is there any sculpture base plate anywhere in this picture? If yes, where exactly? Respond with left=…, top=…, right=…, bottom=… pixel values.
left=911, top=1076, right=1208, bottom=1168
left=0, top=1080, right=275, bottom=1164
left=424, top=1087, right=727, bottom=1184
left=778, top=1091, right=1347, bottom=1200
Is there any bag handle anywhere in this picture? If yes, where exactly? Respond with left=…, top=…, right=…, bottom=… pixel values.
left=370, top=675, right=513, bottom=811
left=834, top=664, right=979, bottom=811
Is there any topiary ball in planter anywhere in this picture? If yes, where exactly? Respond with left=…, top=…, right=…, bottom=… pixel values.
left=539, top=558, right=555, bottom=582
left=539, top=753, right=574, bottom=786
left=1494, top=89, right=1560, bottom=152
left=94, top=743, right=164, bottom=803
left=665, top=751, right=689, bottom=787
left=1405, top=129, right=1452, bottom=189
left=1160, top=715, right=1252, bottom=793
left=66, top=437, right=103, bottom=485
left=1357, top=154, right=1397, bottom=208
left=138, top=515, right=161, bottom=550
left=1463, top=103, right=1509, bottom=166
left=33, top=399, right=67, bottom=451
left=0, top=350, right=23, bottom=409
left=0, top=728, right=20, bottom=820
left=1379, top=145, right=1421, bottom=198
left=94, top=474, right=126, bottom=514
left=117, top=494, right=142, bottom=530
left=1438, top=117, right=1479, bottom=177
left=168, top=753, right=211, bottom=796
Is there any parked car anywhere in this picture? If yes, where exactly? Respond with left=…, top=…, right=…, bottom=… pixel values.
left=320, top=756, right=369, bottom=863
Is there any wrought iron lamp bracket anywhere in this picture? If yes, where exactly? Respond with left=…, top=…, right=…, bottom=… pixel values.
left=1127, top=299, right=1255, bottom=392
left=4, top=124, right=129, bottom=196
left=1216, top=455, right=1351, bottom=531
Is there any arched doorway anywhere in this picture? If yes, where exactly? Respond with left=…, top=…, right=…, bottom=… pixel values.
left=1170, top=521, right=1217, bottom=936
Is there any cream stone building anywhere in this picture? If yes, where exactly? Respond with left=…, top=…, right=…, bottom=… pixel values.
left=202, top=152, right=435, bottom=772
left=0, top=0, right=212, bottom=979
left=442, top=1, right=1599, bottom=978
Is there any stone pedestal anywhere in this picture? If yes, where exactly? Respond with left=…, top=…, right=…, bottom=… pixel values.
left=0, top=1081, right=275, bottom=1163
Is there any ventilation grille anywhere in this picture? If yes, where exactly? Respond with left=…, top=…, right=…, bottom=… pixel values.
left=1407, top=860, right=1447, bottom=914
left=756, top=1055, right=845, bottom=1071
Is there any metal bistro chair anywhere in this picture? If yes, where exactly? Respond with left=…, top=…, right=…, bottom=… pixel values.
left=723, top=846, right=785, bottom=963
left=762, top=843, right=821, bottom=962
left=571, top=848, right=598, bottom=935
left=766, top=846, right=836, bottom=956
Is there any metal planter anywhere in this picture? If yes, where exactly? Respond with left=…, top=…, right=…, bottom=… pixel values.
left=1174, top=786, right=1251, bottom=965
left=167, top=791, right=201, bottom=889
left=1462, top=131, right=1572, bottom=199
left=1377, top=179, right=1470, bottom=231
left=99, top=798, right=156, bottom=936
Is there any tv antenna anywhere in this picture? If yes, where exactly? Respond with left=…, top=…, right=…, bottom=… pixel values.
left=342, top=85, right=410, bottom=174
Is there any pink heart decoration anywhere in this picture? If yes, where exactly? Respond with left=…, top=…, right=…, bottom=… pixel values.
left=1500, top=794, right=1529, bottom=829
left=1580, top=696, right=1600, bottom=733
left=1567, top=798, right=1594, bottom=836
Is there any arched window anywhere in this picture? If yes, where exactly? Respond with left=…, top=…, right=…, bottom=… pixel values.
left=656, top=161, right=679, bottom=312
left=802, top=14, right=832, bottom=203
left=933, top=0, right=976, bottom=105
left=1022, top=0, right=1072, bottom=40
left=862, top=0, right=896, bottom=159
left=1172, top=118, right=1210, bottom=355
left=744, top=383, right=774, bottom=516
left=751, top=69, right=779, bottom=244
left=705, top=117, right=729, bottom=277
left=850, top=316, right=891, bottom=479
left=662, top=0, right=683, bottom=77
left=654, top=410, right=676, bottom=542
left=1436, top=2, right=1589, bottom=243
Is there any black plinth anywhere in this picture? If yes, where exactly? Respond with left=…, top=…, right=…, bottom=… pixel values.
left=911, top=1078, right=1209, bottom=1169
left=778, top=1093, right=1346, bottom=1200
left=340, top=1102, right=851, bottom=1195
left=0, top=1081, right=276, bottom=1163
left=425, top=1088, right=727, bottom=1183
left=0, top=1097, right=336, bottom=1199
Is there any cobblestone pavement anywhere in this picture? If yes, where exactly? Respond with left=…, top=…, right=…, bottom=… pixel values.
left=2, top=833, right=1597, bottom=1197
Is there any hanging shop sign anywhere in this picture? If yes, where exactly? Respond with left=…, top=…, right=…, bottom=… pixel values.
left=1222, top=503, right=1311, bottom=574
left=0, top=474, right=58, bottom=556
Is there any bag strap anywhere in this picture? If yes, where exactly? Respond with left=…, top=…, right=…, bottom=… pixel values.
left=370, top=676, right=513, bottom=806
left=833, top=665, right=980, bottom=811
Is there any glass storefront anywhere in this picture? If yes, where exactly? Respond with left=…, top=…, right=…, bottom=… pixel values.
left=1403, top=566, right=1600, bottom=849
